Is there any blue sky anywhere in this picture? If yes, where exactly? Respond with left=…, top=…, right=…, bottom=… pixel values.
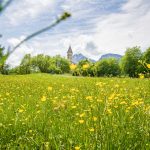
left=0, top=0, right=150, bottom=66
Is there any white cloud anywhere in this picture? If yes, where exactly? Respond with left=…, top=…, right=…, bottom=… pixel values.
left=91, top=0, right=150, bottom=55
left=4, top=0, right=55, bottom=25
left=6, top=37, right=34, bottom=66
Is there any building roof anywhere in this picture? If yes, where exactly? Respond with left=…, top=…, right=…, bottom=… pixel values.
left=67, top=46, right=73, bottom=53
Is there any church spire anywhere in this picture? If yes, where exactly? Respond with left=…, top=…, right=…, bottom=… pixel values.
left=67, top=45, right=73, bottom=53
left=67, top=45, right=73, bottom=62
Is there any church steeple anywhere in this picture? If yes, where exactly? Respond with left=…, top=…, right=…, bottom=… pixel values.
left=67, top=46, right=73, bottom=62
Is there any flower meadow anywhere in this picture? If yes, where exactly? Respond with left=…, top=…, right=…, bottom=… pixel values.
left=0, top=74, right=150, bottom=149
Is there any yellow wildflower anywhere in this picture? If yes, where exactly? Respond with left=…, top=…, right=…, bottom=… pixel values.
left=79, top=120, right=84, bottom=124
left=86, top=96, right=93, bottom=101
left=37, top=110, right=40, bottom=114
left=6, top=92, right=10, bottom=96
left=29, top=130, right=32, bottom=133
left=93, top=116, right=97, bottom=121
left=120, top=101, right=127, bottom=105
left=146, top=64, right=150, bottom=69
left=106, top=109, right=112, bottom=115
left=131, top=100, right=143, bottom=106
left=108, top=93, right=115, bottom=101
left=139, top=73, right=144, bottom=79
left=18, top=109, right=24, bottom=113
left=41, top=96, right=46, bottom=102
left=96, top=82, right=103, bottom=87
left=89, top=128, right=95, bottom=132
left=126, top=107, right=131, bottom=112
left=75, top=146, right=80, bottom=150
left=97, top=99, right=103, bottom=103
left=48, top=86, right=53, bottom=91
left=70, top=64, right=77, bottom=70
left=45, top=142, right=49, bottom=148
left=130, top=116, right=134, bottom=120
left=114, top=106, right=118, bottom=108
left=80, top=113, right=85, bottom=117
left=114, top=84, right=119, bottom=88
left=72, top=106, right=77, bottom=109
left=123, top=81, right=126, bottom=83
left=82, top=64, right=90, bottom=70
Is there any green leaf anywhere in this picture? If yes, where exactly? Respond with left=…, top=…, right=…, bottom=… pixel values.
left=0, top=54, right=9, bottom=66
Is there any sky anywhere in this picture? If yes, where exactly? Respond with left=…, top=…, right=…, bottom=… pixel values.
left=0, top=0, right=150, bottom=66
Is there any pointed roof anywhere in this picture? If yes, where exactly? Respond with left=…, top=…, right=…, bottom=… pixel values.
left=67, top=45, right=73, bottom=53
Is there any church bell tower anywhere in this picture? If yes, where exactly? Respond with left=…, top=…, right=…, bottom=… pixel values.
left=67, top=46, right=73, bottom=62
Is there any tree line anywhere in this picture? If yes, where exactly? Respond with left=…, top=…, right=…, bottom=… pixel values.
left=0, top=46, right=150, bottom=78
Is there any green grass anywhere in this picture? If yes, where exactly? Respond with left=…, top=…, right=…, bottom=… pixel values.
left=0, top=74, right=150, bottom=149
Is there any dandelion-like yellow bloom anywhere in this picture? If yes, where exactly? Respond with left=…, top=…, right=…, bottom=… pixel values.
left=6, top=92, right=10, bottom=96
left=80, top=113, right=85, bottom=117
left=79, top=120, right=84, bottom=124
left=75, top=146, right=80, bottom=150
left=45, top=142, right=49, bottom=148
left=71, top=106, right=77, bottom=109
left=123, top=81, right=126, bottom=83
left=131, top=100, right=143, bottom=106
left=18, top=109, right=24, bottom=113
left=97, top=99, right=103, bottom=103
left=29, top=130, right=32, bottom=133
left=70, top=64, right=77, bottom=70
left=48, top=86, right=53, bottom=91
left=146, top=64, right=150, bottom=69
left=139, top=73, right=144, bottom=79
left=114, top=84, right=119, bottom=88
left=106, top=109, right=112, bottom=115
left=89, top=128, right=95, bottom=132
left=93, top=116, right=97, bottom=121
left=37, top=110, right=40, bottom=114
left=41, top=96, right=46, bottom=102
left=120, top=101, right=127, bottom=105
left=82, top=64, right=90, bottom=70
left=114, top=106, right=118, bottom=108
left=108, top=93, right=115, bottom=101
left=96, top=82, right=103, bottom=87
left=86, top=96, right=93, bottom=101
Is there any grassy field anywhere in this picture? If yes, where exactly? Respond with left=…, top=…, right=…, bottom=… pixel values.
left=0, top=74, right=150, bottom=149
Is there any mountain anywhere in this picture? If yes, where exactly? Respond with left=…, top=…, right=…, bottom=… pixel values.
left=72, top=53, right=122, bottom=64
left=72, top=53, right=96, bottom=64
left=99, top=53, right=122, bottom=60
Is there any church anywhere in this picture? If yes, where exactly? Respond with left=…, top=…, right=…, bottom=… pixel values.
left=67, top=46, right=73, bottom=62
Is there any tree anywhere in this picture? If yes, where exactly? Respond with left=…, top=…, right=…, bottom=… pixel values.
left=77, top=59, right=94, bottom=76
left=121, top=46, right=142, bottom=77
left=19, top=54, right=31, bottom=74
left=0, top=45, right=9, bottom=74
left=96, top=58, right=120, bottom=77
left=16, top=54, right=70, bottom=74
left=143, top=47, right=150, bottom=63
left=53, top=55, right=70, bottom=73
left=31, top=54, right=50, bottom=73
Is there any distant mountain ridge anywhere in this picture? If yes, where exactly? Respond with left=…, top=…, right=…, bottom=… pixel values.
left=72, top=53, right=122, bottom=63
left=72, top=53, right=96, bottom=64
left=99, top=53, right=122, bottom=60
